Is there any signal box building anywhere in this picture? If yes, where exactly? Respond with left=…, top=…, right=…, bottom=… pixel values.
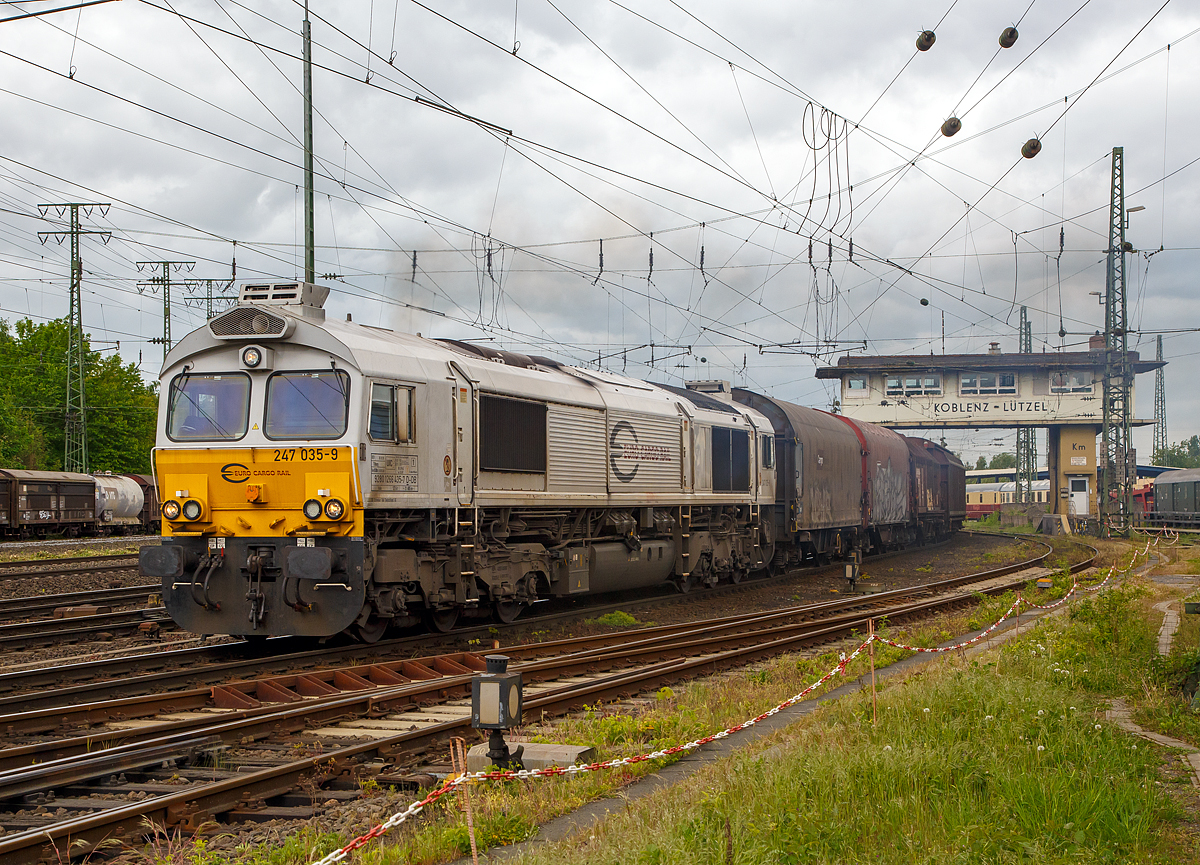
left=815, top=340, right=1163, bottom=518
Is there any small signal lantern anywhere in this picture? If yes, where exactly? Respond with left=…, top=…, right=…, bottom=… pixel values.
left=471, top=655, right=525, bottom=769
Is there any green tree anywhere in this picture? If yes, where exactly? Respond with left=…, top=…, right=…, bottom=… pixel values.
left=0, top=318, right=157, bottom=472
left=975, top=455, right=987, bottom=470
left=988, top=452, right=1017, bottom=470
left=0, top=390, right=45, bottom=467
left=1153, top=436, right=1200, bottom=468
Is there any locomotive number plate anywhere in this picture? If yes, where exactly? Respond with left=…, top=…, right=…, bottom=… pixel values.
left=272, top=447, right=341, bottom=462
left=371, top=453, right=419, bottom=492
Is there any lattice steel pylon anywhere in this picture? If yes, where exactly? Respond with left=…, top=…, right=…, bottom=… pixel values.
left=37, top=203, right=111, bottom=473
left=1153, top=334, right=1167, bottom=460
left=1016, top=306, right=1037, bottom=503
left=1100, top=146, right=1134, bottom=536
left=137, top=260, right=195, bottom=363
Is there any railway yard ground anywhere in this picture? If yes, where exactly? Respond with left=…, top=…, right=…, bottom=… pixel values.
left=0, top=532, right=1197, bottom=864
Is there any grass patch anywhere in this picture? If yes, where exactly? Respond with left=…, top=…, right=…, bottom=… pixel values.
left=0, top=544, right=143, bottom=563
left=587, top=611, right=643, bottom=628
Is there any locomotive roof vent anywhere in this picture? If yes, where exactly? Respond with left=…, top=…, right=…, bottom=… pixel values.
left=209, top=307, right=294, bottom=340
left=685, top=379, right=734, bottom=403
left=236, top=281, right=330, bottom=321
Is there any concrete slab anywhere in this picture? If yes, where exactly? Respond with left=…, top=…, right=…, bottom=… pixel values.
left=1153, top=600, right=1180, bottom=656
left=466, top=742, right=594, bottom=773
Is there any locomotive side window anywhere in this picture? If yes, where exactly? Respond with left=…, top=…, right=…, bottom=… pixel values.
left=480, top=394, right=546, bottom=473
left=264, top=370, right=351, bottom=440
left=167, top=372, right=250, bottom=441
left=368, top=384, right=414, bottom=443
left=712, top=427, right=750, bottom=492
left=761, top=434, right=775, bottom=469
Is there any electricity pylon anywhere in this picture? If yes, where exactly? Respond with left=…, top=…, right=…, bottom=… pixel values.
left=1100, top=146, right=1134, bottom=536
left=37, top=203, right=111, bottom=473
left=1153, top=334, right=1166, bottom=460
left=137, top=260, right=195, bottom=363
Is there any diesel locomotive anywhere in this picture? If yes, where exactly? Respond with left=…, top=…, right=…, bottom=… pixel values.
left=140, top=282, right=965, bottom=642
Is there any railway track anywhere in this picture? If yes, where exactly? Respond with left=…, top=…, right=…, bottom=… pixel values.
left=0, top=531, right=995, bottom=702
left=0, top=553, right=139, bottom=582
left=0, top=606, right=171, bottom=651
left=0, top=584, right=160, bottom=621
left=0, top=536, right=1098, bottom=863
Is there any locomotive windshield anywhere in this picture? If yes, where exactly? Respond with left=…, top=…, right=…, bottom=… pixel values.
left=166, top=372, right=251, bottom=441
left=264, top=370, right=351, bottom=440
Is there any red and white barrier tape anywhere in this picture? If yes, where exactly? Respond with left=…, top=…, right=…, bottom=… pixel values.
left=311, top=542, right=1156, bottom=865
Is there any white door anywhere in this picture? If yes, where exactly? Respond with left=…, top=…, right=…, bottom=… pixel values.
left=448, top=364, right=474, bottom=505
left=1069, top=477, right=1089, bottom=516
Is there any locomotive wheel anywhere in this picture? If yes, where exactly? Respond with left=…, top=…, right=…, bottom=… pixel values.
left=427, top=608, right=459, bottom=633
left=354, top=616, right=388, bottom=643
left=674, top=573, right=695, bottom=594
left=494, top=600, right=525, bottom=624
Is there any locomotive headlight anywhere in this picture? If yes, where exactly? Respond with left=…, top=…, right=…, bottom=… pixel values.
left=242, top=346, right=262, bottom=368
left=324, top=498, right=344, bottom=520
left=181, top=499, right=203, bottom=521
left=303, top=498, right=323, bottom=520
left=162, top=499, right=181, bottom=520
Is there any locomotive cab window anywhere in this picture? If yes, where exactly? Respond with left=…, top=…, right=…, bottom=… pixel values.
left=264, top=370, right=351, bottom=440
left=369, top=383, right=413, bottom=443
left=167, top=372, right=250, bottom=441
left=761, top=434, right=775, bottom=469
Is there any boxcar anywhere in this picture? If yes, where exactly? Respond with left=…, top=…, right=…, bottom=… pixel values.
left=0, top=469, right=97, bottom=538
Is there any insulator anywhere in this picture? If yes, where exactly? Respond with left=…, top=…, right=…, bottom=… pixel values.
left=999, top=27, right=1019, bottom=49
left=916, top=30, right=936, bottom=51
left=941, top=117, right=962, bottom=137
left=1021, top=137, right=1042, bottom=159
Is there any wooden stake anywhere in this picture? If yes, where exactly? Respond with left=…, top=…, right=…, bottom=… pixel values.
left=868, top=618, right=877, bottom=726
left=450, top=737, right=479, bottom=865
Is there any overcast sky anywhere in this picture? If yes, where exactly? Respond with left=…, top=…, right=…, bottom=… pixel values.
left=0, top=0, right=1197, bottom=465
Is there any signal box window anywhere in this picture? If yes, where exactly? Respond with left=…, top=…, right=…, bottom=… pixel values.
left=889, top=374, right=941, bottom=396
left=264, top=370, right=351, bottom=440
left=369, top=384, right=413, bottom=443
left=846, top=376, right=868, bottom=396
left=167, top=372, right=250, bottom=441
left=1051, top=371, right=1093, bottom=393
left=961, top=372, right=1015, bottom=395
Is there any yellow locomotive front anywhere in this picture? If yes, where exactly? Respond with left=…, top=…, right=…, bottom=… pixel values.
left=140, top=283, right=369, bottom=638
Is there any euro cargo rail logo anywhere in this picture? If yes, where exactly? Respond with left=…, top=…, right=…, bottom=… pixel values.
left=609, top=421, right=670, bottom=482
left=220, top=463, right=252, bottom=483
